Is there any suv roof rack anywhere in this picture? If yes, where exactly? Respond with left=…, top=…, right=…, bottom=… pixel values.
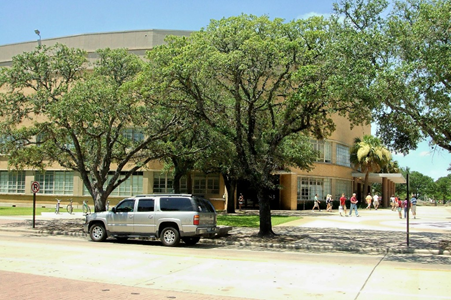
left=134, top=194, right=193, bottom=198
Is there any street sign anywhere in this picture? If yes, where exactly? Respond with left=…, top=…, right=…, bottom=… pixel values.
left=31, top=181, right=40, bottom=194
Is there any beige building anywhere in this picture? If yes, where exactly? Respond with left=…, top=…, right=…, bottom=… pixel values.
left=0, top=30, right=403, bottom=210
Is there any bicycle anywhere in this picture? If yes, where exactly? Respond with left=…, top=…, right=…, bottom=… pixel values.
left=66, top=199, right=73, bottom=214
left=55, top=199, right=62, bottom=214
left=83, top=200, right=91, bottom=215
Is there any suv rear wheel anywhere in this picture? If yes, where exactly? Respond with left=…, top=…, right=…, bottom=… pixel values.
left=90, top=223, right=107, bottom=242
left=160, top=226, right=180, bottom=247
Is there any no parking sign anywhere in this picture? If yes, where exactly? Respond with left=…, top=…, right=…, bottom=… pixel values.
left=31, top=181, right=40, bottom=194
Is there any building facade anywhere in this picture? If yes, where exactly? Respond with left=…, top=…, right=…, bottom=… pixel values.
left=0, top=30, right=401, bottom=210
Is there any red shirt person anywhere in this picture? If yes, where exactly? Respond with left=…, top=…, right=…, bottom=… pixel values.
left=349, top=193, right=359, bottom=217
left=339, top=193, right=347, bottom=216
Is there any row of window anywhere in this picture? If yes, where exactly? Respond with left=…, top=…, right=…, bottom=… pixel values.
left=311, top=139, right=350, bottom=167
left=297, top=177, right=353, bottom=202
left=0, top=171, right=220, bottom=196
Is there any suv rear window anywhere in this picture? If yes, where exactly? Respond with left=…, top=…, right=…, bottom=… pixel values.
left=194, top=197, right=215, bottom=212
left=160, top=197, right=196, bottom=211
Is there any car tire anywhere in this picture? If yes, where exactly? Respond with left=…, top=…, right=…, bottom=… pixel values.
left=182, top=237, right=200, bottom=246
left=90, top=223, right=107, bottom=242
left=160, top=226, right=180, bottom=247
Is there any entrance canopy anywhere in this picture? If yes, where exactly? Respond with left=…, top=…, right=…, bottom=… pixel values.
left=352, top=172, right=406, bottom=184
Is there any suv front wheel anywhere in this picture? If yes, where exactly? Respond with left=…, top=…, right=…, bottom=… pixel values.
left=160, top=226, right=180, bottom=247
left=90, top=223, right=107, bottom=242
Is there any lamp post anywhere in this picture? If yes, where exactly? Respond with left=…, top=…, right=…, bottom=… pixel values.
left=34, top=29, right=41, bottom=47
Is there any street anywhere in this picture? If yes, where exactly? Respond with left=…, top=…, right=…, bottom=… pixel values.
left=1, top=231, right=450, bottom=300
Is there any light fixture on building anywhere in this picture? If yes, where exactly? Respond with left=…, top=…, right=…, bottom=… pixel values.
left=34, top=29, right=41, bottom=47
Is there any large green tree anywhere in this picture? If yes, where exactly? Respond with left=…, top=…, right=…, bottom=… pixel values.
left=336, top=0, right=451, bottom=154
left=140, top=15, right=373, bottom=237
left=435, top=175, right=451, bottom=203
left=0, top=45, right=179, bottom=211
left=407, top=171, right=436, bottom=200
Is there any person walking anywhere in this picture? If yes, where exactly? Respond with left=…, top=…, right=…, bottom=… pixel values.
left=410, top=194, right=417, bottom=219
left=238, top=193, right=244, bottom=211
left=396, top=196, right=403, bottom=219
left=365, top=193, right=372, bottom=210
left=349, top=193, right=359, bottom=217
left=312, top=194, right=321, bottom=212
left=326, top=194, right=333, bottom=212
left=403, top=197, right=409, bottom=219
left=373, top=193, right=380, bottom=210
left=390, top=194, right=396, bottom=211
left=339, top=193, right=347, bottom=217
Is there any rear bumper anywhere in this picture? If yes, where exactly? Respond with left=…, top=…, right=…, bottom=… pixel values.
left=195, top=226, right=217, bottom=236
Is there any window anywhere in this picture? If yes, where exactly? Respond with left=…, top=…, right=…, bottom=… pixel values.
left=83, top=172, right=143, bottom=197
left=194, top=197, right=216, bottom=212
left=335, top=180, right=352, bottom=201
left=207, top=177, right=219, bottom=194
left=336, top=144, right=350, bottom=167
left=193, top=174, right=220, bottom=195
left=137, top=199, right=154, bottom=212
left=311, top=139, right=332, bottom=163
left=36, top=132, right=75, bottom=150
left=116, top=199, right=135, bottom=212
left=113, top=172, right=143, bottom=196
left=122, top=129, right=144, bottom=142
left=152, top=173, right=188, bottom=194
left=160, top=197, right=195, bottom=211
left=35, top=171, right=73, bottom=195
left=297, top=177, right=331, bottom=202
left=0, top=171, right=25, bottom=194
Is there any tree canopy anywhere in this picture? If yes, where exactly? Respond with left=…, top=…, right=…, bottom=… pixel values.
left=140, top=14, right=374, bottom=236
left=0, top=45, right=180, bottom=211
left=336, top=0, right=451, bottom=154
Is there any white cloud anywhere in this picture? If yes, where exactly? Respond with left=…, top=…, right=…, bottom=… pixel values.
left=419, top=151, right=431, bottom=157
left=297, top=12, right=331, bottom=20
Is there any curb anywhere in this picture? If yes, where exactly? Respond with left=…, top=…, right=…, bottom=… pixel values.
left=197, top=239, right=451, bottom=255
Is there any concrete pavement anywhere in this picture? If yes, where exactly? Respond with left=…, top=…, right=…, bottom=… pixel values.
left=0, top=205, right=450, bottom=255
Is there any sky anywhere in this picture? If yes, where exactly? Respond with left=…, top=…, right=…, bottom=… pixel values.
left=1, top=0, right=450, bottom=181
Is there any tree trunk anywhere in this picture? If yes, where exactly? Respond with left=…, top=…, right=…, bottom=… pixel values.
left=173, top=172, right=184, bottom=194
left=257, top=187, right=275, bottom=237
left=93, top=191, right=106, bottom=212
left=362, top=171, right=370, bottom=205
left=222, top=173, right=236, bottom=213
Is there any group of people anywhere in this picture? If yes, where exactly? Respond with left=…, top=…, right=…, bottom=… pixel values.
left=312, top=193, right=418, bottom=219
left=312, top=193, right=359, bottom=217
left=390, top=194, right=418, bottom=219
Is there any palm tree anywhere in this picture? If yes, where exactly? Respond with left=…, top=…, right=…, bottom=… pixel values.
left=350, top=135, right=392, bottom=201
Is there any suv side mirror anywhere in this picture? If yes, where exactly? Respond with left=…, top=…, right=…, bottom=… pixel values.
left=112, top=207, right=116, bottom=213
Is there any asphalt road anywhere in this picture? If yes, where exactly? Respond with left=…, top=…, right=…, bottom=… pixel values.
left=1, top=231, right=450, bottom=300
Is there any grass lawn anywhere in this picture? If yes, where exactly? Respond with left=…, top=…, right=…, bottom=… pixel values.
left=217, top=215, right=300, bottom=227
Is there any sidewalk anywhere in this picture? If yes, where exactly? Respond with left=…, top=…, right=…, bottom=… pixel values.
left=0, top=206, right=450, bottom=255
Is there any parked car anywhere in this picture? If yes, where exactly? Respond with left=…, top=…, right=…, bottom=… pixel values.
left=84, top=194, right=217, bottom=246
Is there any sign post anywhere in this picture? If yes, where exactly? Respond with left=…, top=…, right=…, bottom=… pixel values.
left=31, top=181, right=40, bottom=228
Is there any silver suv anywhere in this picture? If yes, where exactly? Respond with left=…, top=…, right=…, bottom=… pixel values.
left=84, top=194, right=217, bottom=246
